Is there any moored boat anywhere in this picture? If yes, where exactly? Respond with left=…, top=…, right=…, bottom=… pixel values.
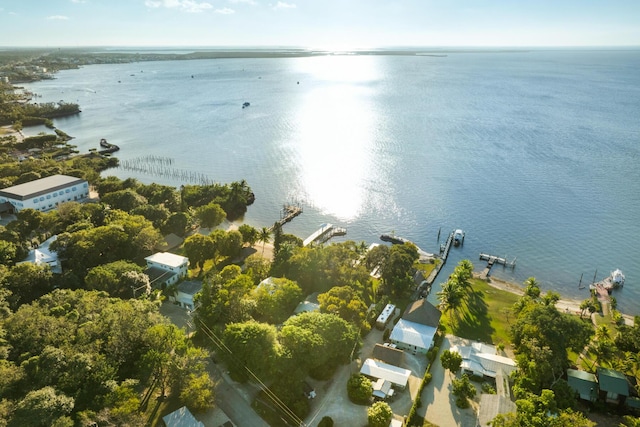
left=453, top=229, right=465, bottom=246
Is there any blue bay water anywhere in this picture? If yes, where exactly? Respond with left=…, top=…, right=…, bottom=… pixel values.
left=24, top=49, right=640, bottom=315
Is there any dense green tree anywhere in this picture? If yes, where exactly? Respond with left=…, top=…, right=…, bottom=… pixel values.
left=511, top=302, right=592, bottom=393
left=84, top=260, right=145, bottom=298
left=130, top=204, right=170, bottom=229
left=492, top=389, right=594, bottom=427
left=221, top=321, right=280, bottom=382
left=0, top=240, right=18, bottom=265
left=280, top=311, right=359, bottom=376
left=367, top=401, right=393, bottom=427
left=179, top=373, right=215, bottom=412
left=238, top=224, right=259, bottom=247
left=194, top=265, right=254, bottom=326
left=195, top=202, right=226, bottom=229
left=347, top=373, right=372, bottom=404
left=440, top=349, right=463, bottom=376
left=101, top=189, right=148, bottom=212
left=9, top=386, right=74, bottom=427
left=452, top=374, right=476, bottom=408
left=380, top=243, right=419, bottom=296
left=251, top=277, right=302, bottom=324
left=3, top=263, right=53, bottom=309
left=162, top=211, right=190, bottom=236
left=244, top=254, right=271, bottom=285
left=183, top=234, right=214, bottom=270
left=136, top=182, right=180, bottom=211
left=220, top=229, right=243, bottom=259
left=318, top=285, right=369, bottom=333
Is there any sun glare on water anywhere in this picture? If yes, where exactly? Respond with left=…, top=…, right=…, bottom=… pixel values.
left=292, top=55, right=381, bottom=221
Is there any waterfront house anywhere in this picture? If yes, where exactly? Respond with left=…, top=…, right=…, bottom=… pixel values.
left=18, top=235, right=61, bottom=273
left=145, top=252, right=189, bottom=288
left=169, top=280, right=202, bottom=311
left=567, top=369, right=599, bottom=402
left=451, top=341, right=517, bottom=379
left=389, top=299, right=441, bottom=354
left=597, top=367, right=629, bottom=405
left=0, top=174, right=89, bottom=213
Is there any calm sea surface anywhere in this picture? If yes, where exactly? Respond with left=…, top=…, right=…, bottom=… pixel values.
left=24, top=49, right=640, bottom=314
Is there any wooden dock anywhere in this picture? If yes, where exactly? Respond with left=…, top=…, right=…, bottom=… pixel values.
left=478, top=253, right=516, bottom=280
left=270, top=204, right=303, bottom=231
left=413, top=230, right=455, bottom=300
left=303, top=224, right=347, bottom=246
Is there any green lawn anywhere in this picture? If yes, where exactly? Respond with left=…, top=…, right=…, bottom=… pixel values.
left=439, top=279, right=521, bottom=348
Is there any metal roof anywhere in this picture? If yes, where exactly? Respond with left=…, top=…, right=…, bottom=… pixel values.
left=597, top=367, right=629, bottom=396
left=390, top=318, right=437, bottom=350
left=360, top=358, right=411, bottom=388
left=145, top=252, right=188, bottom=268
left=0, top=174, right=86, bottom=200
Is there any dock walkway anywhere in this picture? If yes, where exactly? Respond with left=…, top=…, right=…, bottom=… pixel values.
left=478, top=253, right=516, bottom=280
left=303, top=224, right=347, bottom=247
left=270, top=204, right=302, bottom=231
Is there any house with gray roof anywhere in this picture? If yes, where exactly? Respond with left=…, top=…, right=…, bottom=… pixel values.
left=389, top=299, right=441, bottom=355
left=0, top=174, right=89, bottom=212
left=170, top=280, right=202, bottom=311
left=372, top=343, right=404, bottom=367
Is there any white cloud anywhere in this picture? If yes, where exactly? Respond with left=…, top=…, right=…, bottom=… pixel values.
left=46, top=15, right=70, bottom=20
left=145, top=0, right=213, bottom=13
left=273, top=1, right=295, bottom=10
left=215, top=7, right=235, bottom=14
left=229, top=0, right=257, bottom=5
left=70, top=0, right=87, bottom=4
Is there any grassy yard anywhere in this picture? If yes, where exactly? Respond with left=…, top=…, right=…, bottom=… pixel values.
left=439, top=278, right=521, bottom=348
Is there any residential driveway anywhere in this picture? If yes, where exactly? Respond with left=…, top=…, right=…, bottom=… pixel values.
left=305, top=325, right=428, bottom=427
left=419, top=335, right=479, bottom=427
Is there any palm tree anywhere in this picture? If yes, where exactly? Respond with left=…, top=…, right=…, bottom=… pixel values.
left=258, top=226, right=271, bottom=256
left=437, top=279, right=464, bottom=328
left=523, top=277, right=541, bottom=299
left=595, top=325, right=611, bottom=341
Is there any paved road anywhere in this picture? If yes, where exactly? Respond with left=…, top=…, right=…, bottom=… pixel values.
left=419, top=336, right=478, bottom=427
left=159, top=302, right=268, bottom=427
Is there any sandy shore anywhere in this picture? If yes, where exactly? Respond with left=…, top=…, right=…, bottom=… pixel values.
left=0, top=125, right=25, bottom=142
left=479, top=274, right=635, bottom=326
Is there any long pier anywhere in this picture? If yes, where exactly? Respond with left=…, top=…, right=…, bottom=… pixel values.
left=413, top=230, right=455, bottom=300
left=303, top=223, right=346, bottom=246
left=478, top=253, right=516, bottom=279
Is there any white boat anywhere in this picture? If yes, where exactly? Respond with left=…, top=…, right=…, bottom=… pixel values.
left=610, top=269, right=625, bottom=288
left=453, top=229, right=465, bottom=246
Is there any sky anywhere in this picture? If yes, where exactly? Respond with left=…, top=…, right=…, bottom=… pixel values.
left=0, top=0, right=639, bottom=48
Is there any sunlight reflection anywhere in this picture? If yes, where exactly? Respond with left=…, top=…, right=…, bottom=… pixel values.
left=293, top=56, right=382, bottom=220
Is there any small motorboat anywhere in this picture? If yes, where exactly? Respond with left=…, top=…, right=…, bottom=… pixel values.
left=242, top=102, right=250, bottom=109
left=453, top=229, right=465, bottom=246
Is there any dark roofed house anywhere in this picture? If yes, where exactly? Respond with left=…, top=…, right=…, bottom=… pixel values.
left=597, top=367, right=629, bottom=404
left=402, top=298, right=442, bottom=327
left=372, top=343, right=404, bottom=367
left=389, top=299, right=442, bottom=355
left=567, top=369, right=599, bottom=402
left=171, top=280, right=203, bottom=311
